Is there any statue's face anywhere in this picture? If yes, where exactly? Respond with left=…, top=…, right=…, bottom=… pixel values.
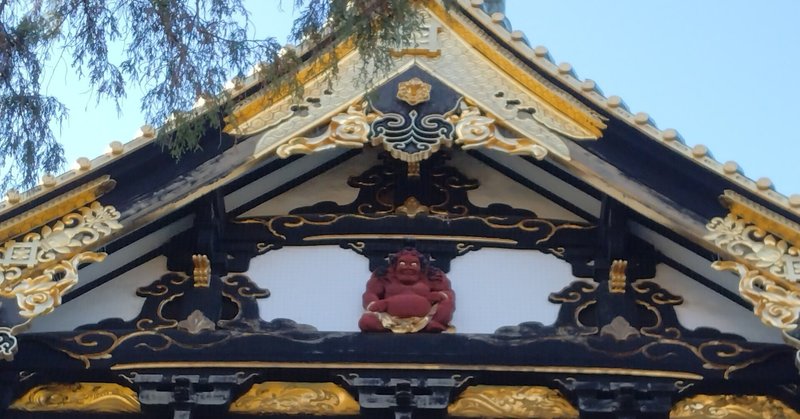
left=395, top=254, right=421, bottom=284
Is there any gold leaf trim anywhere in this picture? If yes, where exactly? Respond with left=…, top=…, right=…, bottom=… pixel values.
left=10, top=383, right=140, bottom=413
left=229, top=382, right=359, bottom=415
left=0, top=176, right=115, bottom=243
left=448, top=385, right=578, bottom=418
left=671, top=394, right=800, bottom=418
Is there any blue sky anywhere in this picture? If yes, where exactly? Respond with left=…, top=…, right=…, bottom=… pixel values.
left=50, top=1, right=800, bottom=194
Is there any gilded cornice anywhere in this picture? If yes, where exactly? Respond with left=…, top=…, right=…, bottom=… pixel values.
left=670, top=394, right=800, bottom=418
left=10, top=382, right=140, bottom=413
left=705, top=190, right=800, bottom=331
left=0, top=175, right=115, bottom=243
left=229, top=381, right=360, bottom=415
left=447, top=385, right=578, bottom=418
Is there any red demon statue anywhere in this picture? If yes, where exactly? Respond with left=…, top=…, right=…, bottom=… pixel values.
left=359, top=248, right=455, bottom=333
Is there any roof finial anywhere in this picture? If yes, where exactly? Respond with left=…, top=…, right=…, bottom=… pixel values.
left=484, top=0, right=505, bottom=15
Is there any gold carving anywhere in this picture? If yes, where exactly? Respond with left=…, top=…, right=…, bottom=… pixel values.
left=275, top=102, right=372, bottom=158
left=608, top=259, right=628, bottom=293
left=671, top=394, right=800, bottom=418
left=0, top=202, right=121, bottom=317
left=10, top=382, right=140, bottom=413
left=600, top=316, right=640, bottom=341
left=448, top=385, right=578, bottom=418
left=192, top=254, right=211, bottom=287
left=454, top=104, right=548, bottom=159
left=397, top=78, right=432, bottom=106
left=395, top=197, right=430, bottom=218
left=713, top=260, right=800, bottom=331
left=177, top=310, right=215, bottom=334
left=0, top=201, right=121, bottom=360
left=721, top=189, right=800, bottom=246
left=0, top=176, right=115, bottom=243
left=705, top=210, right=800, bottom=330
left=229, top=382, right=359, bottom=415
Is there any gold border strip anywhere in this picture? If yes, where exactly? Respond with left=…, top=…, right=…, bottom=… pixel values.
left=0, top=176, right=115, bottom=243
left=721, top=189, right=800, bottom=245
left=110, top=361, right=702, bottom=380
left=302, top=234, right=517, bottom=245
left=225, top=39, right=357, bottom=132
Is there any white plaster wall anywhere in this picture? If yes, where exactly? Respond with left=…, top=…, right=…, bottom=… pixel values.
left=449, top=152, right=585, bottom=221
left=25, top=257, right=168, bottom=333
left=249, top=246, right=367, bottom=331
left=448, top=248, right=579, bottom=333
left=248, top=246, right=578, bottom=333
left=649, top=264, right=782, bottom=344
left=241, top=150, right=375, bottom=216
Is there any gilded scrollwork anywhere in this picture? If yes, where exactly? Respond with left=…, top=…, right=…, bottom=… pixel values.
left=705, top=206, right=800, bottom=331
left=229, top=382, right=360, bottom=415
left=713, top=261, right=800, bottom=331
left=670, top=394, right=800, bottom=418
left=447, top=385, right=578, bottom=418
left=706, top=213, right=798, bottom=280
left=0, top=201, right=121, bottom=360
left=9, top=382, right=140, bottom=413
left=454, top=103, right=548, bottom=159
left=275, top=102, right=373, bottom=158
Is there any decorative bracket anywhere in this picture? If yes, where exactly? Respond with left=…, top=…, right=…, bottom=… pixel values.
left=340, top=374, right=470, bottom=419
left=0, top=178, right=121, bottom=361
left=705, top=190, right=800, bottom=331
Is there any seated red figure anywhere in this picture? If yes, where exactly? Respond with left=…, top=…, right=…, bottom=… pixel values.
left=359, top=248, right=455, bottom=333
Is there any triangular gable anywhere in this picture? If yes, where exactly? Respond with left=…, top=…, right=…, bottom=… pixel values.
left=1, top=3, right=800, bottom=416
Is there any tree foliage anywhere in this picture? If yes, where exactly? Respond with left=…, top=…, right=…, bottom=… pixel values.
left=0, top=0, right=427, bottom=191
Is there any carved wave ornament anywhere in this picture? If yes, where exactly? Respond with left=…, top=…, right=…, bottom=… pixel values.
left=705, top=190, right=800, bottom=331
left=275, top=79, right=563, bottom=163
left=670, top=394, right=800, bottom=418
left=447, top=385, right=578, bottom=418
left=0, top=178, right=122, bottom=361
left=10, top=382, right=140, bottom=413
left=229, top=382, right=359, bottom=415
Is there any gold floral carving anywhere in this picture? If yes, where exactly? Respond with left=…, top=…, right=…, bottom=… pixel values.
left=713, top=261, right=800, bottom=331
left=608, top=259, right=628, bottom=293
left=229, top=382, right=359, bottom=415
left=670, top=394, right=800, bottom=418
left=192, top=254, right=211, bottom=287
left=177, top=310, right=215, bottom=334
left=454, top=104, right=548, bottom=160
left=0, top=202, right=121, bottom=316
left=600, top=316, right=640, bottom=341
left=706, top=208, right=800, bottom=330
left=10, top=382, right=140, bottom=413
left=448, top=385, right=578, bottom=418
left=397, top=77, right=432, bottom=106
left=275, top=102, right=373, bottom=158
left=395, top=197, right=430, bottom=218
left=0, top=201, right=121, bottom=361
